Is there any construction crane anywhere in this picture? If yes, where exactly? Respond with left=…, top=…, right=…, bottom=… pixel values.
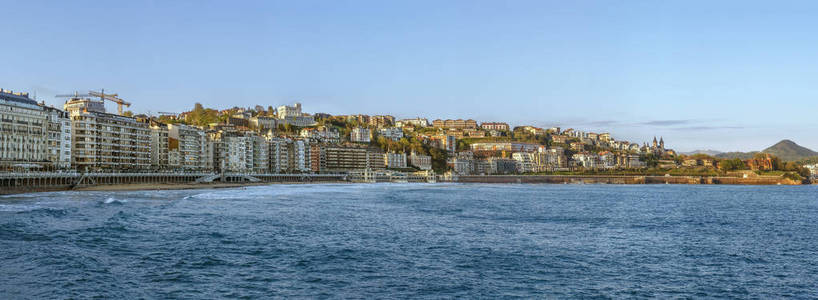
left=55, top=89, right=132, bottom=116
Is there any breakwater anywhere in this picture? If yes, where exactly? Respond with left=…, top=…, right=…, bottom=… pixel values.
left=454, top=175, right=802, bottom=185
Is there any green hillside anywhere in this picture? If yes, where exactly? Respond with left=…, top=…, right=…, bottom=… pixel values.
left=762, top=140, right=818, bottom=161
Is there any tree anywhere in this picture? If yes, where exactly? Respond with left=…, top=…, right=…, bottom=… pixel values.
left=640, top=153, right=659, bottom=168
left=719, top=158, right=746, bottom=171
left=456, top=140, right=470, bottom=151
left=797, top=167, right=811, bottom=178
left=428, top=147, right=449, bottom=173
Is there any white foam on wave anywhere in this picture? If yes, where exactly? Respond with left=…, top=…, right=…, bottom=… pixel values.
left=172, top=182, right=461, bottom=203
left=102, top=197, right=127, bottom=204
left=0, top=203, right=43, bottom=212
left=181, top=183, right=357, bottom=201
left=0, top=192, right=49, bottom=199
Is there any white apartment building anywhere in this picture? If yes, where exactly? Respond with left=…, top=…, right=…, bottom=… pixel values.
left=203, top=138, right=215, bottom=171
left=409, top=152, right=432, bottom=170
left=599, top=152, right=616, bottom=169
left=290, top=139, right=310, bottom=172
left=268, top=137, right=290, bottom=173
left=274, top=102, right=316, bottom=127
left=384, top=152, right=407, bottom=169
left=278, top=115, right=316, bottom=127
left=440, top=135, right=457, bottom=153
left=527, top=148, right=567, bottom=172
left=395, top=118, right=429, bottom=128
left=168, top=124, right=208, bottom=171
left=451, top=158, right=472, bottom=175
left=150, top=123, right=170, bottom=169
left=253, top=135, right=269, bottom=173
left=351, top=127, right=371, bottom=143
left=300, top=127, right=340, bottom=143
left=470, top=142, right=540, bottom=153
left=69, top=110, right=152, bottom=170
left=215, top=135, right=252, bottom=173
left=268, top=137, right=311, bottom=173
left=44, top=106, right=72, bottom=169
left=249, top=116, right=277, bottom=131
left=545, top=148, right=568, bottom=170
left=63, top=97, right=105, bottom=115
left=214, top=132, right=269, bottom=173
left=480, top=122, right=510, bottom=131
left=572, top=153, right=599, bottom=169
left=168, top=148, right=181, bottom=167
left=378, top=127, right=404, bottom=141
left=277, top=102, right=302, bottom=119
left=487, top=157, right=518, bottom=174
left=512, top=152, right=537, bottom=173
left=0, top=89, right=49, bottom=169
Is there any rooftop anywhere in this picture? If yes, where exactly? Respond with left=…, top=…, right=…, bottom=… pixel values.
left=0, top=89, right=38, bottom=107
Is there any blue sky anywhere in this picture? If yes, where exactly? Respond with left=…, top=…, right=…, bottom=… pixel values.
left=2, top=0, right=817, bottom=152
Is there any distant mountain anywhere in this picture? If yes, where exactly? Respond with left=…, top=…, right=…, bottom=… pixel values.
left=681, top=149, right=723, bottom=156
left=762, top=140, right=818, bottom=162
left=714, top=140, right=818, bottom=162
left=715, top=151, right=758, bottom=160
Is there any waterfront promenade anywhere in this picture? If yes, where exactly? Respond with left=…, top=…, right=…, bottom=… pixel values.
left=0, top=172, right=348, bottom=195
left=1, top=171, right=805, bottom=195
left=0, top=171, right=441, bottom=195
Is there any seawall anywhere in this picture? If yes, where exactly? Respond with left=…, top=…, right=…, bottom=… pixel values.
left=0, top=173, right=347, bottom=195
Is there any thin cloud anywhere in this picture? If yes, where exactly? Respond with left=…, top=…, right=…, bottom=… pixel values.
left=670, top=126, right=744, bottom=131
left=639, top=120, right=693, bottom=126
left=573, top=120, right=620, bottom=126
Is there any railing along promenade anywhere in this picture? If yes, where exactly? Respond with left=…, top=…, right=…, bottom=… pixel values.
left=1, top=172, right=800, bottom=193
left=0, top=171, right=348, bottom=190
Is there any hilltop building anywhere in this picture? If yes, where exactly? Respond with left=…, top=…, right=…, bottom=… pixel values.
left=480, top=122, right=509, bottom=131
left=369, top=115, right=395, bottom=127
left=432, top=119, right=477, bottom=129
left=276, top=102, right=302, bottom=119
left=396, top=118, right=429, bottom=128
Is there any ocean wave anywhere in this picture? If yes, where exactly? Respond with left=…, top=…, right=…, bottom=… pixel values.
left=181, top=183, right=362, bottom=201
left=102, top=197, right=127, bottom=205
left=0, top=203, right=43, bottom=212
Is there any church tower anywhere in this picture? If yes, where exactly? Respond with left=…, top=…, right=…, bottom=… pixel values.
left=659, top=137, right=665, bottom=150
left=652, top=137, right=658, bottom=148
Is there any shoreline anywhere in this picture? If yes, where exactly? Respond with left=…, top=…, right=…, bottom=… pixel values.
left=0, top=181, right=351, bottom=196
left=455, top=174, right=805, bottom=185
left=1, top=175, right=811, bottom=197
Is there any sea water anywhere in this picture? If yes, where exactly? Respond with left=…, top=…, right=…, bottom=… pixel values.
left=1, top=184, right=817, bottom=298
